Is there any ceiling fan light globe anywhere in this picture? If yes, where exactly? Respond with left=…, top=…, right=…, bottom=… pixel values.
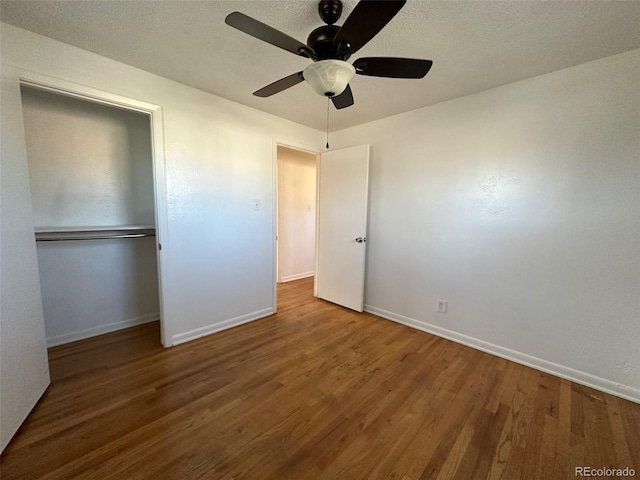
left=303, top=60, right=355, bottom=97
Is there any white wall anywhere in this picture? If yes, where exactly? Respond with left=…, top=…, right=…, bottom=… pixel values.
left=1, top=23, right=323, bottom=450
left=277, top=146, right=317, bottom=282
left=331, top=49, right=640, bottom=402
left=21, top=87, right=159, bottom=346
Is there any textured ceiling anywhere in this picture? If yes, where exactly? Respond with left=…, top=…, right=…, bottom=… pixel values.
left=2, top=0, right=640, bottom=131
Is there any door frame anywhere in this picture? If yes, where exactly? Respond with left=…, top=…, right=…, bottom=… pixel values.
left=17, top=70, right=171, bottom=347
left=271, top=137, right=320, bottom=311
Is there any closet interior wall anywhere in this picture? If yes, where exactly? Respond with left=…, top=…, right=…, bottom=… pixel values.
left=20, top=86, right=160, bottom=347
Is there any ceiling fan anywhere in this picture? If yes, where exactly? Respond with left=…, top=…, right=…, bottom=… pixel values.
left=225, top=0, right=433, bottom=110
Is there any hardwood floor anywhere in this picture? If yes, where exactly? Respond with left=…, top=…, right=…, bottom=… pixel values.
left=1, top=277, right=638, bottom=479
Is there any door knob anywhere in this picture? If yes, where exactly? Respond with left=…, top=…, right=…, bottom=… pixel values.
left=355, top=237, right=366, bottom=243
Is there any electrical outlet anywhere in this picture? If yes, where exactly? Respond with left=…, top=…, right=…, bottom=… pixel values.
left=437, top=300, right=448, bottom=313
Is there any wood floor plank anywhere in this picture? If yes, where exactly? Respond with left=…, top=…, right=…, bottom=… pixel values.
left=1, top=277, right=638, bottom=479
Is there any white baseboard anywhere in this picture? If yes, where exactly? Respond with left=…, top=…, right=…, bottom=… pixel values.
left=280, top=271, right=315, bottom=283
left=47, top=312, right=159, bottom=347
left=364, top=305, right=640, bottom=405
left=171, top=307, right=274, bottom=346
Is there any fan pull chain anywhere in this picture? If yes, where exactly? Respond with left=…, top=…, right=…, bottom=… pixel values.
left=326, top=97, right=330, bottom=149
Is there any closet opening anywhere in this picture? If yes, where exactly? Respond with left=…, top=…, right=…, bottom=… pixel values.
left=275, top=144, right=319, bottom=309
left=19, top=83, right=166, bottom=353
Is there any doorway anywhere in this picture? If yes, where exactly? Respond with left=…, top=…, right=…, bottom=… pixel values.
left=19, top=81, right=167, bottom=348
left=275, top=143, right=318, bottom=308
left=273, top=142, right=370, bottom=312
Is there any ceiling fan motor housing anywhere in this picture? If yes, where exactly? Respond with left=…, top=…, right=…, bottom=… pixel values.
left=310, top=0, right=350, bottom=60
left=307, top=25, right=348, bottom=60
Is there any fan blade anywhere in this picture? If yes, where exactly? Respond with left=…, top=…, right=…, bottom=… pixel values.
left=333, top=0, right=406, bottom=55
left=331, top=85, right=354, bottom=109
left=253, top=72, right=304, bottom=97
left=225, top=12, right=315, bottom=58
left=353, top=57, right=433, bottom=78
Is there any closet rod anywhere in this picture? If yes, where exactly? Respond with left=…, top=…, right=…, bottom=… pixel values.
left=36, top=232, right=156, bottom=242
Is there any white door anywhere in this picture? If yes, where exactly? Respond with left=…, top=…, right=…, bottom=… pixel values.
left=316, top=144, right=370, bottom=311
left=1, top=66, right=51, bottom=452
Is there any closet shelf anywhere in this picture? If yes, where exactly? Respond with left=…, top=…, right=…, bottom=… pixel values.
left=35, top=225, right=156, bottom=242
left=35, top=225, right=155, bottom=233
